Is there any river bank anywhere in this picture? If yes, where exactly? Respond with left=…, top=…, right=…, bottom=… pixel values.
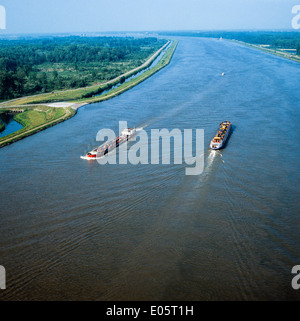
left=232, top=39, right=300, bottom=63
left=0, top=40, right=178, bottom=147
left=0, top=106, right=75, bottom=148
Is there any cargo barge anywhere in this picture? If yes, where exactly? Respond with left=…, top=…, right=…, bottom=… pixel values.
left=81, top=128, right=136, bottom=159
left=209, top=121, right=232, bottom=150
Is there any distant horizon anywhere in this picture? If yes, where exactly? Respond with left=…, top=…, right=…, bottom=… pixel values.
left=0, top=28, right=299, bottom=38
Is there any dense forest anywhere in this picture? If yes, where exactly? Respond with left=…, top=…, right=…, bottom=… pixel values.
left=160, top=31, right=300, bottom=53
left=0, top=36, right=166, bottom=101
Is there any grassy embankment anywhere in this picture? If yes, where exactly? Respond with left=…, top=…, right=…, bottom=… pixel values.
left=0, top=106, right=74, bottom=147
left=0, top=40, right=178, bottom=147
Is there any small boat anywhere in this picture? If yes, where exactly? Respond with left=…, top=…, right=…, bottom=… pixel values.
left=81, top=127, right=136, bottom=159
left=209, top=121, right=232, bottom=150
left=221, top=72, right=225, bottom=76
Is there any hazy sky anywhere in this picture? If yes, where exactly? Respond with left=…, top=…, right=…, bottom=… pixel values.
left=0, top=0, right=299, bottom=34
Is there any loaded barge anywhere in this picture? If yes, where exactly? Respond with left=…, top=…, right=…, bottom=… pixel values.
left=81, top=128, right=136, bottom=159
left=209, top=121, right=232, bottom=150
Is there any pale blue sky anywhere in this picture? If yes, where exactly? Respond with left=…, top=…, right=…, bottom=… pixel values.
left=0, top=0, right=299, bottom=34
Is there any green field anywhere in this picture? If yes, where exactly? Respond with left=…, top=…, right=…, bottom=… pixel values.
left=14, top=107, right=66, bottom=128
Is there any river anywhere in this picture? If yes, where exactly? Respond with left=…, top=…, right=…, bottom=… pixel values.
left=0, top=36, right=299, bottom=300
